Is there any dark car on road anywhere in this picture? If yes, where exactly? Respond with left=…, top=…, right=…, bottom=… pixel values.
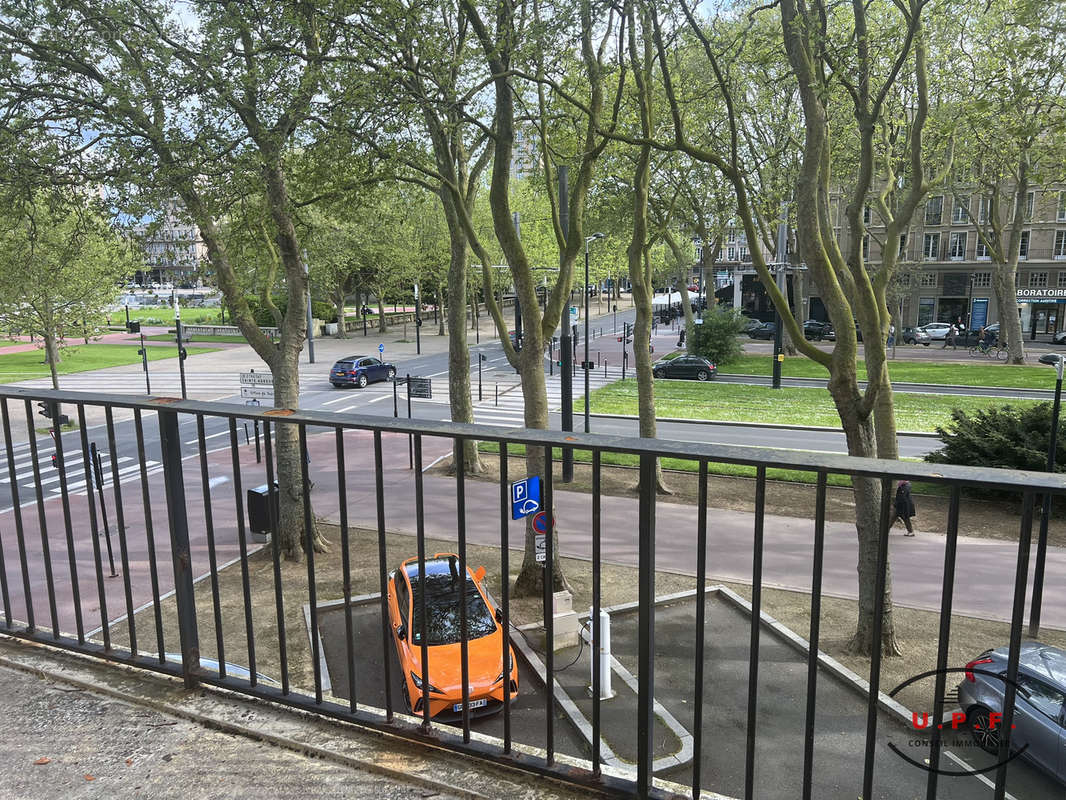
left=748, top=321, right=777, bottom=340
left=957, top=642, right=1066, bottom=783
left=330, top=355, right=396, bottom=388
left=803, top=320, right=834, bottom=341
left=652, top=355, right=716, bottom=381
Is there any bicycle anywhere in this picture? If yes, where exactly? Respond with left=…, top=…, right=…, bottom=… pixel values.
left=968, top=341, right=1006, bottom=360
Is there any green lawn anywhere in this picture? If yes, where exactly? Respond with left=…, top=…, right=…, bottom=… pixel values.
left=589, top=378, right=1042, bottom=432
left=0, top=343, right=219, bottom=383
left=720, top=354, right=1056, bottom=390
left=117, top=307, right=226, bottom=326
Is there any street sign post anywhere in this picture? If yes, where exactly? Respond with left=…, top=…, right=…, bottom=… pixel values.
left=510, top=476, right=541, bottom=520
left=378, top=343, right=385, bottom=355
left=240, top=386, right=273, bottom=400
left=239, top=371, right=274, bottom=386
left=531, top=510, right=554, bottom=563
left=407, top=376, right=432, bottom=399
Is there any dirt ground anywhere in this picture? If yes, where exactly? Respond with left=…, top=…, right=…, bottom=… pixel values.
left=107, top=515, right=1066, bottom=718
left=458, top=451, right=1066, bottom=548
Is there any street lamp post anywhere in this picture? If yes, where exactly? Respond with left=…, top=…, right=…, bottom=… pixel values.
left=964, top=273, right=975, bottom=347
left=173, top=295, right=187, bottom=399
left=414, top=283, right=421, bottom=355
left=1030, top=353, right=1064, bottom=637
left=584, top=233, right=605, bottom=432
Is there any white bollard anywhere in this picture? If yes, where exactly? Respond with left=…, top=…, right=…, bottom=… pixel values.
left=588, top=606, right=614, bottom=700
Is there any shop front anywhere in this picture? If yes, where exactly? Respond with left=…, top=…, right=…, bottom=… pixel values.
left=1016, top=288, right=1066, bottom=338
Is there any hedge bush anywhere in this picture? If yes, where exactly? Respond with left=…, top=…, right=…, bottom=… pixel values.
left=222, top=295, right=337, bottom=325
left=689, top=304, right=749, bottom=366
left=925, top=402, right=1065, bottom=472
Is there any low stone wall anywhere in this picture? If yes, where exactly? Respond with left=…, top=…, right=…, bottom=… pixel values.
left=172, top=324, right=279, bottom=338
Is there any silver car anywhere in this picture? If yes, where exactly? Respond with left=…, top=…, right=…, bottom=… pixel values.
left=957, top=642, right=1066, bottom=782
left=920, top=322, right=953, bottom=340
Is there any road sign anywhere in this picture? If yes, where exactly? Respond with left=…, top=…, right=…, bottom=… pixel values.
left=378, top=343, right=385, bottom=354
left=240, top=371, right=273, bottom=386
left=535, top=532, right=546, bottom=563
left=531, top=510, right=554, bottom=533
left=581, top=361, right=596, bottom=370
left=694, top=318, right=704, bottom=325
left=407, top=376, right=432, bottom=399
left=510, top=476, right=541, bottom=520
left=240, top=385, right=273, bottom=400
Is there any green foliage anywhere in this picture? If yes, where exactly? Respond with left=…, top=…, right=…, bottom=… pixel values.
left=925, top=403, right=1065, bottom=472
left=226, top=296, right=337, bottom=326
left=688, top=305, right=748, bottom=366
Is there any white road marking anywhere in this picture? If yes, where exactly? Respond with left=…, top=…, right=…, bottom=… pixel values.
left=183, top=430, right=230, bottom=445
left=941, top=749, right=1018, bottom=799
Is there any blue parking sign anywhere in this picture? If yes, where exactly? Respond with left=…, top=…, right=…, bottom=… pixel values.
left=510, top=476, right=541, bottom=520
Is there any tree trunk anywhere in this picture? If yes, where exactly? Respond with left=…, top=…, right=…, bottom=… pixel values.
left=443, top=195, right=482, bottom=474
left=334, top=285, right=348, bottom=338
left=377, top=294, right=387, bottom=334
left=43, top=330, right=61, bottom=391
left=994, top=264, right=1025, bottom=364
left=437, top=282, right=446, bottom=337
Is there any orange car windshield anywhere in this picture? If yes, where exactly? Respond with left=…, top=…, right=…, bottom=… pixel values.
left=410, top=571, right=496, bottom=646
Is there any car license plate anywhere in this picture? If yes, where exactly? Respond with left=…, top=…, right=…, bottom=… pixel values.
left=454, top=698, right=488, bottom=712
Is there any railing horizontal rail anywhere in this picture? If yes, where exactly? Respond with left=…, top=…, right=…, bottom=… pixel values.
left=1, top=386, right=1063, bottom=492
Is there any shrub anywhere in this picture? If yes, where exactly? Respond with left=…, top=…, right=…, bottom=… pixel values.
left=222, top=295, right=337, bottom=326
left=925, top=402, right=1065, bottom=472
left=689, top=304, right=748, bottom=366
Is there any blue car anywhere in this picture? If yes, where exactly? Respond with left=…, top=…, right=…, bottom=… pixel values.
left=957, top=642, right=1066, bottom=783
left=330, top=355, right=396, bottom=388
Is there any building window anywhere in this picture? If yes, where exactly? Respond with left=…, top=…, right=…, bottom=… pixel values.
left=972, top=272, right=991, bottom=288
left=863, top=204, right=871, bottom=224
left=727, top=229, right=736, bottom=243
left=917, top=297, right=936, bottom=326
left=1019, top=230, right=1031, bottom=260
left=1029, top=271, right=1048, bottom=288
left=979, top=196, right=991, bottom=224
left=1055, top=230, right=1066, bottom=260
left=739, top=246, right=750, bottom=262
left=1025, top=190, right=1036, bottom=222
left=976, top=238, right=990, bottom=260
left=897, top=273, right=911, bottom=287
left=727, top=246, right=736, bottom=261
left=918, top=271, right=938, bottom=288
left=952, top=196, right=969, bottom=224
left=1058, top=272, right=1066, bottom=288
left=1059, top=191, right=1066, bottom=222
left=925, top=196, right=944, bottom=226
left=862, top=234, right=870, bottom=260
left=948, top=232, right=967, bottom=260
left=923, top=232, right=941, bottom=261
left=898, top=233, right=908, bottom=258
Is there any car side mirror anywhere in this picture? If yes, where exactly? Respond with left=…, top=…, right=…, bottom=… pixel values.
left=396, top=624, right=406, bottom=641
left=474, top=566, right=486, bottom=583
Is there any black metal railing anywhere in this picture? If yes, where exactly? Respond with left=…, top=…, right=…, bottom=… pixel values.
left=0, top=385, right=1063, bottom=800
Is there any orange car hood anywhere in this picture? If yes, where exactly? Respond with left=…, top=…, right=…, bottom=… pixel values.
left=408, top=629, right=509, bottom=691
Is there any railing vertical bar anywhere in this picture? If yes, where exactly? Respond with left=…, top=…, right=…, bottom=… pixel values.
left=456, top=437, right=471, bottom=742
left=105, top=407, right=137, bottom=655
left=414, top=434, right=430, bottom=730
left=228, top=418, right=257, bottom=685
left=743, top=465, right=766, bottom=800
left=157, top=407, right=199, bottom=688
left=133, top=409, right=163, bottom=661
left=373, top=430, right=392, bottom=721
left=636, top=453, right=657, bottom=799
left=336, top=428, right=356, bottom=712
left=691, top=458, right=709, bottom=799
left=298, top=424, right=321, bottom=704
left=1, top=398, right=30, bottom=629
left=263, top=421, right=289, bottom=695
left=861, top=477, right=894, bottom=800
left=76, top=404, right=109, bottom=649
left=592, top=449, right=602, bottom=778
left=51, top=400, right=84, bottom=643
left=22, top=400, right=59, bottom=637
left=925, top=485, right=961, bottom=799
left=543, top=444, right=555, bottom=766
left=801, top=471, right=828, bottom=800
left=994, top=491, right=1035, bottom=799
left=499, top=440, right=511, bottom=752
left=198, top=414, right=225, bottom=678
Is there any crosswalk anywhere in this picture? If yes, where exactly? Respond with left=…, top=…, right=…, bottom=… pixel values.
left=471, top=368, right=622, bottom=428
left=0, top=440, right=161, bottom=507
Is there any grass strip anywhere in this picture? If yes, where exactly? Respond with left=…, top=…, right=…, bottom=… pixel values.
left=720, top=354, right=1054, bottom=390
left=0, top=343, right=220, bottom=383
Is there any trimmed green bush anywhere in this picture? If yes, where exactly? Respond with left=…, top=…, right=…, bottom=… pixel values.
left=223, top=295, right=337, bottom=326
left=689, top=304, right=748, bottom=366
left=925, top=402, right=1065, bottom=472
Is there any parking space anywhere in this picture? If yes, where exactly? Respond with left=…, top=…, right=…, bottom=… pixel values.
left=316, top=600, right=587, bottom=760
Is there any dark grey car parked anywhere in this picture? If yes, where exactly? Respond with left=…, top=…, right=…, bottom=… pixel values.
left=957, top=642, right=1066, bottom=783
left=652, top=355, right=716, bottom=381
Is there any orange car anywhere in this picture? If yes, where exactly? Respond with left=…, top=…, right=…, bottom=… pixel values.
left=387, top=553, right=518, bottom=720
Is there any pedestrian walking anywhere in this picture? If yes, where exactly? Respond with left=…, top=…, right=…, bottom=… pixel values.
left=893, top=480, right=917, bottom=536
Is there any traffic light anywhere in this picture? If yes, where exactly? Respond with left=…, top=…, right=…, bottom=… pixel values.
left=50, top=454, right=57, bottom=469
left=415, top=317, right=423, bottom=327
left=36, top=402, right=51, bottom=419
left=179, top=348, right=188, bottom=361
left=137, top=348, right=146, bottom=357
